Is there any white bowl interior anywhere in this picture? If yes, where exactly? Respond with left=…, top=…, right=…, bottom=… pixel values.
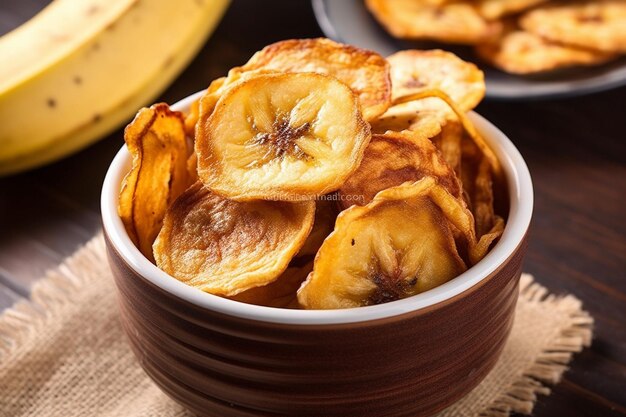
left=101, top=91, right=533, bottom=325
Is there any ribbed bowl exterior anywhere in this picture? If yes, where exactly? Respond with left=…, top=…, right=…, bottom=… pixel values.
left=106, top=231, right=527, bottom=417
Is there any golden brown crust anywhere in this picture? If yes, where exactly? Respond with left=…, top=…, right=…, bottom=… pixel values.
left=237, top=38, right=392, bottom=121
left=476, top=27, right=617, bottom=74
left=387, top=49, right=486, bottom=112
left=229, top=261, right=313, bottom=308
left=153, top=182, right=315, bottom=296
left=298, top=178, right=471, bottom=309
left=477, top=0, right=548, bottom=20
left=338, top=132, right=463, bottom=209
left=195, top=72, right=371, bottom=201
left=520, top=1, right=626, bottom=53
left=118, top=103, right=191, bottom=261
left=365, top=0, right=502, bottom=44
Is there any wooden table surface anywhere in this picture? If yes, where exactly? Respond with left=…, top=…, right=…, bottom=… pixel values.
left=1, top=1, right=625, bottom=416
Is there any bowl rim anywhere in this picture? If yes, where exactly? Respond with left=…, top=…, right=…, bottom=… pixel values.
left=101, top=90, right=533, bottom=325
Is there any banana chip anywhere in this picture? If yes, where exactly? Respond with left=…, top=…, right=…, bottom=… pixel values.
left=236, top=38, right=391, bottom=121
left=520, top=1, right=626, bottom=54
left=370, top=103, right=443, bottom=141
left=392, top=88, right=502, bottom=179
left=476, top=27, right=617, bottom=74
left=298, top=178, right=470, bottom=309
left=338, top=132, right=462, bottom=209
left=195, top=72, right=371, bottom=201
left=118, top=104, right=191, bottom=261
left=229, top=262, right=313, bottom=308
left=478, top=0, right=548, bottom=20
left=387, top=50, right=485, bottom=112
left=153, top=182, right=315, bottom=296
left=471, top=216, right=505, bottom=264
left=297, top=199, right=339, bottom=258
left=431, top=120, right=463, bottom=178
left=460, top=135, right=498, bottom=239
left=365, top=0, right=502, bottom=44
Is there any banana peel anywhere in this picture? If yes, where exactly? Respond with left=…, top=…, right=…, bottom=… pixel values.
left=0, top=0, right=230, bottom=176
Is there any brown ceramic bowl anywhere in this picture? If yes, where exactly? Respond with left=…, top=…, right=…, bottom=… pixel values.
left=101, top=91, right=533, bottom=417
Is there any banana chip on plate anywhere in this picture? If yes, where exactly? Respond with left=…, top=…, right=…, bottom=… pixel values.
left=338, top=132, right=463, bottom=209
left=476, top=26, right=617, bottom=74
left=365, top=0, right=502, bottom=44
left=229, top=262, right=313, bottom=308
left=520, top=1, right=626, bottom=54
left=118, top=104, right=191, bottom=261
left=195, top=72, right=371, bottom=201
left=235, top=38, right=391, bottom=121
left=153, top=182, right=315, bottom=296
left=478, top=0, right=548, bottom=20
left=298, top=177, right=471, bottom=310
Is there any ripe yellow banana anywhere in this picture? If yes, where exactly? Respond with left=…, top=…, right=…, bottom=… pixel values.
left=0, top=0, right=230, bottom=176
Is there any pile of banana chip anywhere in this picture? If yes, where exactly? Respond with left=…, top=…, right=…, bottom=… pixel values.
left=118, top=38, right=506, bottom=310
left=366, top=0, right=626, bottom=74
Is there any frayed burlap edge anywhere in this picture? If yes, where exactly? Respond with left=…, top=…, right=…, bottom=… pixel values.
left=480, top=275, right=594, bottom=417
left=0, top=236, right=107, bottom=358
left=0, top=234, right=593, bottom=416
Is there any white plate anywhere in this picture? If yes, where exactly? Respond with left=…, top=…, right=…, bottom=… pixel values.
left=312, top=0, right=626, bottom=100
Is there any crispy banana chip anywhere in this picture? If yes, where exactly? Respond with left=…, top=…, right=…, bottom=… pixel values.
left=431, top=120, right=463, bottom=178
left=118, top=104, right=191, bottom=261
left=387, top=50, right=485, bottom=112
left=365, top=0, right=502, bottom=44
left=370, top=103, right=444, bottom=140
left=196, top=72, right=371, bottom=201
left=460, top=134, right=499, bottom=243
left=229, top=262, right=313, bottom=308
left=478, top=0, right=548, bottom=20
left=338, top=132, right=462, bottom=209
left=393, top=88, right=502, bottom=179
left=184, top=99, right=200, bottom=137
left=198, top=70, right=281, bottom=122
left=236, top=38, right=391, bottom=121
left=298, top=177, right=470, bottom=309
left=153, top=182, right=315, bottom=296
left=471, top=216, right=505, bottom=264
left=476, top=28, right=617, bottom=74
left=297, top=199, right=338, bottom=258
left=520, top=1, right=626, bottom=53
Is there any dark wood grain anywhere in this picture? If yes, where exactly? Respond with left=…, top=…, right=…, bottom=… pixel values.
left=0, top=1, right=625, bottom=416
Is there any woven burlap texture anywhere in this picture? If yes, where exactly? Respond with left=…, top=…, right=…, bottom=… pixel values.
left=0, top=235, right=593, bottom=417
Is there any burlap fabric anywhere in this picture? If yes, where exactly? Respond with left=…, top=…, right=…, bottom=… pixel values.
left=0, top=235, right=593, bottom=417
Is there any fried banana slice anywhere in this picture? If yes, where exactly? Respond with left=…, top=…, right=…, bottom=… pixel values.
left=387, top=50, right=485, bottom=112
left=298, top=177, right=470, bottom=309
left=236, top=38, right=391, bottom=121
left=431, top=120, right=463, bottom=178
left=229, top=262, right=313, bottom=308
left=478, top=0, right=548, bottom=20
left=476, top=27, right=617, bottom=74
left=365, top=0, right=502, bottom=44
left=297, top=199, right=339, bottom=258
left=184, top=99, right=201, bottom=137
left=338, top=132, right=462, bottom=209
left=471, top=216, right=505, bottom=264
left=196, top=72, right=371, bottom=201
left=118, top=104, right=191, bottom=261
left=153, top=182, right=315, bottom=296
left=520, top=1, right=626, bottom=53
left=370, top=103, right=444, bottom=140
left=392, top=88, right=502, bottom=179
